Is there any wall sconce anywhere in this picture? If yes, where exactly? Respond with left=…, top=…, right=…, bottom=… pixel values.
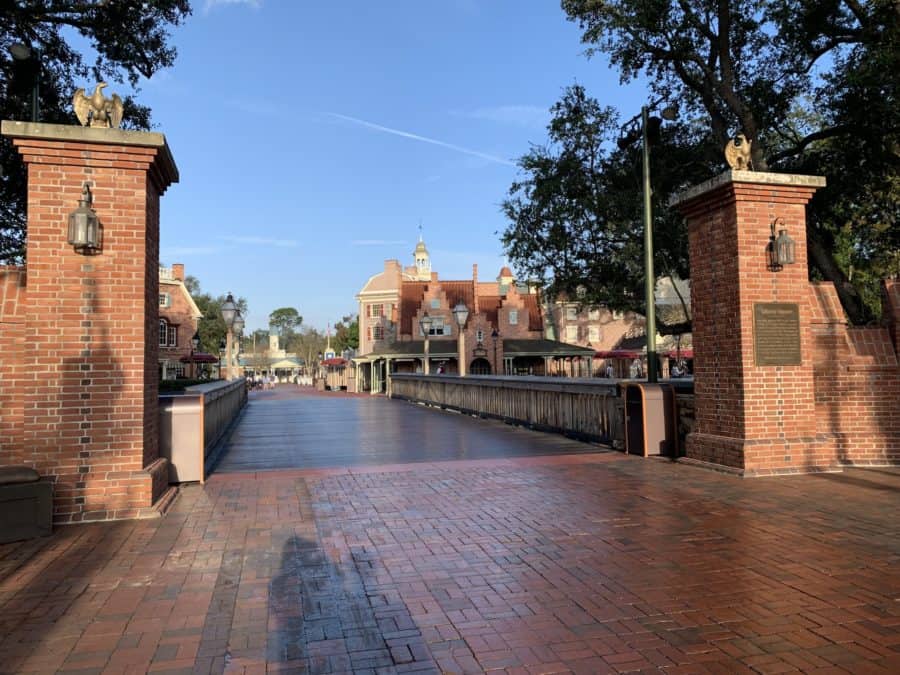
left=768, top=218, right=796, bottom=271
left=67, top=183, right=102, bottom=254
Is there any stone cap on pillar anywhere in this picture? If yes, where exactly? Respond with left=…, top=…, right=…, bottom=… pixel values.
left=669, top=169, right=826, bottom=212
left=1, top=120, right=179, bottom=193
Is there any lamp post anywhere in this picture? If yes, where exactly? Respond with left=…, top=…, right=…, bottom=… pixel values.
left=623, top=101, right=677, bottom=383
left=190, top=330, right=200, bottom=379
left=419, top=312, right=433, bottom=374
left=10, top=43, right=40, bottom=122
left=491, top=328, right=499, bottom=375
left=220, top=293, right=244, bottom=380
left=452, top=302, right=469, bottom=376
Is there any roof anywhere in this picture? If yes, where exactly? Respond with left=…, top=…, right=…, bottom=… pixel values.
left=521, top=294, right=543, bottom=332
left=399, top=282, right=429, bottom=335
left=367, top=340, right=461, bottom=358
left=322, top=357, right=348, bottom=367
left=502, top=339, right=595, bottom=357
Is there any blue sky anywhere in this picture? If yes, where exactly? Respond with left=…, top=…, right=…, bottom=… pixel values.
left=136, top=0, right=649, bottom=332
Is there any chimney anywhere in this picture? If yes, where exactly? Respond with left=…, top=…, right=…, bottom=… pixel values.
left=473, top=263, right=479, bottom=314
left=172, top=263, right=185, bottom=281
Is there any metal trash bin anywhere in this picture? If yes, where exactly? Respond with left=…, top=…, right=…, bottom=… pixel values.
left=623, top=383, right=678, bottom=457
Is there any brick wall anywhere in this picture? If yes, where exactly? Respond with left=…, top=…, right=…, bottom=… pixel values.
left=810, top=283, right=900, bottom=465
left=0, top=266, right=26, bottom=465
left=3, top=121, right=177, bottom=522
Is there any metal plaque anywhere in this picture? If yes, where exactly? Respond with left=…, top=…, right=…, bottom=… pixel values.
left=753, top=303, right=801, bottom=366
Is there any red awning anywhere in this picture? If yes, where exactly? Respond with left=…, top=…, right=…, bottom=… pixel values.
left=665, top=349, right=694, bottom=359
left=322, top=357, right=347, bottom=367
left=179, top=352, right=219, bottom=364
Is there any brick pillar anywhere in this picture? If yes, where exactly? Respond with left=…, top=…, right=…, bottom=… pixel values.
left=671, top=170, right=828, bottom=476
left=2, top=121, right=178, bottom=522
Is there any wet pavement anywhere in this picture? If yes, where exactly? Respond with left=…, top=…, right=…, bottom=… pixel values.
left=0, top=386, right=899, bottom=674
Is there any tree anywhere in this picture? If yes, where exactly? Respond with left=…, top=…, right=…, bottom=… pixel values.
left=268, top=307, right=303, bottom=339
left=501, top=84, right=709, bottom=327
left=560, top=0, right=898, bottom=323
left=187, top=279, right=248, bottom=359
left=333, top=314, right=359, bottom=352
left=1, top=1, right=192, bottom=263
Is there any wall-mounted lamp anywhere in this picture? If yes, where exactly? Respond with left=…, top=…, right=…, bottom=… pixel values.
left=768, top=218, right=796, bottom=271
left=67, top=183, right=102, bottom=254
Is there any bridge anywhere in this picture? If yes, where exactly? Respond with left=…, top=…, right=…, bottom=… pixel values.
left=1, top=385, right=898, bottom=673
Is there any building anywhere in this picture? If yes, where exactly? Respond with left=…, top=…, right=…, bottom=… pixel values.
left=354, top=238, right=594, bottom=393
left=238, top=333, right=305, bottom=382
left=158, top=263, right=204, bottom=380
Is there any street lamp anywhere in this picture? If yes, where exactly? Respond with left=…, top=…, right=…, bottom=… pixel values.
left=491, top=328, right=500, bottom=375
left=10, top=43, right=40, bottom=122
left=452, top=302, right=469, bottom=376
left=620, top=100, right=677, bottom=383
left=190, top=330, right=200, bottom=379
left=220, top=292, right=242, bottom=380
left=419, top=312, right=434, bottom=374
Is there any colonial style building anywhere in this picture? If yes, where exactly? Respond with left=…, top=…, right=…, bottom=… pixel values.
left=354, top=238, right=594, bottom=393
left=158, top=263, right=203, bottom=380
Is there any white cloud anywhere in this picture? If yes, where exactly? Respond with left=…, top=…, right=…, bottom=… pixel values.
left=458, top=104, right=548, bottom=129
left=326, top=112, right=516, bottom=167
left=204, top=0, right=261, bottom=14
left=220, top=235, right=298, bottom=248
left=351, top=239, right=408, bottom=246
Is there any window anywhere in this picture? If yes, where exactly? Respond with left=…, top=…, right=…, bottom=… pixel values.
left=368, top=303, right=384, bottom=318
left=373, top=325, right=385, bottom=340
left=588, top=308, right=600, bottom=321
left=159, top=320, right=168, bottom=347
left=566, top=305, right=578, bottom=320
left=168, top=326, right=177, bottom=347
left=430, top=298, right=440, bottom=309
left=589, top=326, right=600, bottom=342
left=428, top=317, right=447, bottom=336
left=509, top=310, right=518, bottom=325
left=566, top=325, right=578, bottom=341
left=476, top=329, right=484, bottom=343
left=159, top=293, right=170, bottom=307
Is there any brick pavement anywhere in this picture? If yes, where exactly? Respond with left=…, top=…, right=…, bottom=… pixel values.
left=1, top=427, right=899, bottom=673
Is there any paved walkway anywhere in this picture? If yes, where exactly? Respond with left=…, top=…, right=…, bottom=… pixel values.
left=0, top=388, right=899, bottom=674
left=214, top=387, right=599, bottom=473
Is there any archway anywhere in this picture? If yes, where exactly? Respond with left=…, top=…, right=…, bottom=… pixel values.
left=470, top=358, right=491, bottom=375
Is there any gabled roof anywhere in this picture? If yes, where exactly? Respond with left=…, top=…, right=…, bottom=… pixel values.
left=399, top=282, right=429, bottom=336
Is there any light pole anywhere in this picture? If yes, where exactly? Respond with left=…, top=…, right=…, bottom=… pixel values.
left=220, top=293, right=244, bottom=380
left=419, top=312, right=433, bottom=374
left=491, top=328, right=499, bottom=375
left=453, top=303, right=469, bottom=376
left=621, top=101, right=677, bottom=383
left=10, top=43, right=40, bottom=122
left=190, top=330, right=200, bottom=379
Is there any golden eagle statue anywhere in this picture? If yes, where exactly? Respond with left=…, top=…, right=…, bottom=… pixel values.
left=724, top=134, right=753, bottom=170
left=73, top=83, right=124, bottom=129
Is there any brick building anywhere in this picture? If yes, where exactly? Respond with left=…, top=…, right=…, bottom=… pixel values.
left=158, top=263, right=203, bottom=380
left=354, top=238, right=593, bottom=392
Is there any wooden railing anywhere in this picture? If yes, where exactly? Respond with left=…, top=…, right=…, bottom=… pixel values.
left=391, top=374, right=624, bottom=445
left=159, top=378, right=247, bottom=483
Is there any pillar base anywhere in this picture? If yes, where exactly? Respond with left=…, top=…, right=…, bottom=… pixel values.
left=685, top=432, right=839, bottom=477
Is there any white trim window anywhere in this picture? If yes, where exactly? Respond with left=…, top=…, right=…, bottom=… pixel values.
left=159, top=293, right=170, bottom=307
left=509, top=310, right=518, bottom=325
left=566, top=325, right=578, bottom=342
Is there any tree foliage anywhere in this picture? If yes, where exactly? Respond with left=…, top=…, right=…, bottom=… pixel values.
left=504, top=0, right=898, bottom=324
left=1, top=1, right=192, bottom=262
left=185, top=276, right=248, bottom=358
left=332, top=314, right=359, bottom=352
left=269, top=307, right=303, bottom=338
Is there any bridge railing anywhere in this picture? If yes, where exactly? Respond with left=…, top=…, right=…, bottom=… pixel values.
left=391, top=374, right=624, bottom=445
left=159, top=378, right=247, bottom=483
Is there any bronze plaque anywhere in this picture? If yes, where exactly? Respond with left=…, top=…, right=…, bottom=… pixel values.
left=754, top=303, right=801, bottom=366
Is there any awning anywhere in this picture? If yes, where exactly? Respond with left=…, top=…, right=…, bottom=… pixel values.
left=179, top=352, right=218, bottom=364
left=595, top=350, right=643, bottom=359
left=665, top=349, right=694, bottom=359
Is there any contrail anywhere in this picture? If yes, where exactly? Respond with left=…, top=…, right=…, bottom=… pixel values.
left=327, top=112, right=516, bottom=167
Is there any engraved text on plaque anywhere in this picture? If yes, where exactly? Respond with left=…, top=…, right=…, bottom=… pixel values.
left=754, top=303, right=801, bottom=366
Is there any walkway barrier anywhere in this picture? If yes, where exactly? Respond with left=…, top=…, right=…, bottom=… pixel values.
left=159, top=378, right=247, bottom=483
left=391, top=374, right=623, bottom=445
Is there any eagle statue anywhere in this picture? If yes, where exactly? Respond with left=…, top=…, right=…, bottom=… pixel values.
left=73, top=83, right=124, bottom=129
left=724, top=134, right=753, bottom=170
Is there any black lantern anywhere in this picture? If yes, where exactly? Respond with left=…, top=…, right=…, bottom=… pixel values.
left=67, top=183, right=101, bottom=254
left=191, top=331, right=200, bottom=351
left=768, top=219, right=796, bottom=271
